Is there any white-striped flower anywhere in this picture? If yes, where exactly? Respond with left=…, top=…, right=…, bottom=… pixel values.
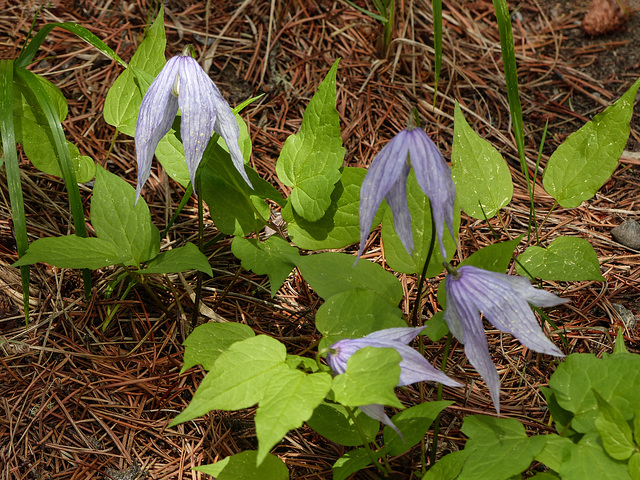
left=327, top=326, right=461, bottom=436
left=358, top=127, right=456, bottom=260
left=134, top=54, right=252, bottom=201
left=444, top=265, right=568, bottom=413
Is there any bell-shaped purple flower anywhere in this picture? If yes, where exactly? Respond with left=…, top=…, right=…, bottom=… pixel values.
left=327, top=326, right=461, bottom=436
left=358, top=127, right=456, bottom=261
left=134, top=54, right=252, bottom=201
left=444, top=265, right=568, bottom=414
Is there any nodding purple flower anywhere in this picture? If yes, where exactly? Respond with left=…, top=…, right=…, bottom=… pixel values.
left=134, top=54, right=252, bottom=202
left=444, top=265, right=568, bottom=414
left=327, top=326, right=461, bottom=437
left=358, top=127, right=456, bottom=261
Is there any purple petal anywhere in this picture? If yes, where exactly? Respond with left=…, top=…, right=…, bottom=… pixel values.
left=134, top=56, right=181, bottom=201
left=328, top=327, right=460, bottom=388
left=408, top=129, right=456, bottom=260
left=385, top=163, right=413, bottom=254
left=210, top=81, right=253, bottom=188
left=359, top=404, right=403, bottom=440
left=495, top=272, right=570, bottom=308
left=177, top=56, right=217, bottom=194
left=456, top=266, right=565, bottom=357
left=357, top=131, right=413, bottom=260
left=445, top=279, right=502, bottom=412
left=392, top=344, right=462, bottom=387
left=364, top=326, right=426, bottom=344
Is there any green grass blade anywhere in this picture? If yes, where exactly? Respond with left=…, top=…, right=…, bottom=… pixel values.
left=16, top=67, right=92, bottom=298
left=16, top=22, right=126, bottom=69
left=0, top=60, right=30, bottom=321
left=432, top=0, right=442, bottom=103
left=342, top=0, right=387, bottom=23
left=491, top=0, right=527, bottom=178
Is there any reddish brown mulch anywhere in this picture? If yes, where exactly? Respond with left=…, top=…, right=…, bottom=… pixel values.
left=1, top=0, right=639, bottom=478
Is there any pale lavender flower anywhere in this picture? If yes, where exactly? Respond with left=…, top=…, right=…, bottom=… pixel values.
left=444, top=265, right=568, bottom=414
left=358, top=127, right=456, bottom=261
left=134, top=54, right=252, bottom=201
left=327, top=326, right=461, bottom=437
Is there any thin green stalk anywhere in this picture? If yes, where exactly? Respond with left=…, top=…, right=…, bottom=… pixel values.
left=428, top=332, right=452, bottom=469
left=344, top=406, right=389, bottom=476
left=0, top=60, right=30, bottom=322
left=431, top=0, right=443, bottom=104
left=102, top=277, right=135, bottom=331
left=123, top=269, right=171, bottom=317
left=161, top=183, right=193, bottom=238
left=191, top=177, right=205, bottom=330
left=409, top=211, right=437, bottom=327
left=491, top=0, right=538, bottom=240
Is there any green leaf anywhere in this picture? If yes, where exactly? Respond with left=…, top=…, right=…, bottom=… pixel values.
left=332, top=347, right=402, bottom=408
left=170, top=335, right=287, bottom=425
left=381, top=171, right=460, bottom=276
left=285, top=355, right=320, bottom=372
left=19, top=128, right=94, bottom=182
left=424, top=311, right=450, bottom=341
left=629, top=452, right=640, bottom=480
left=284, top=167, right=379, bottom=250
left=276, top=60, right=345, bottom=221
left=530, top=474, right=561, bottom=480
left=13, top=72, right=67, bottom=123
left=593, top=390, right=636, bottom=461
left=12, top=235, right=126, bottom=269
left=423, top=450, right=469, bottom=480
left=295, top=252, right=402, bottom=303
left=103, top=7, right=166, bottom=135
left=535, top=434, right=574, bottom=472
left=16, top=22, right=126, bottom=69
left=333, top=449, right=378, bottom=480
left=451, top=101, right=513, bottom=218
left=558, top=432, right=632, bottom=480
left=194, top=451, right=288, bottom=480
left=462, top=236, right=522, bottom=272
left=634, top=408, right=640, bottom=447
left=614, top=328, right=629, bottom=355
left=316, top=288, right=406, bottom=350
left=91, top=165, right=160, bottom=265
left=139, top=242, right=212, bottom=276
left=231, top=236, right=299, bottom=297
left=306, top=402, right=380, bottom=446
left=14, top=67, right=90, bottom=299
left=154, top=133, right=191, bottom=186
left=200, top=142, right=283, bottom=236
left=181, top=322, right=255, bottom=373
left=548, top=353, right=640, bottom=433
left=456, top=415, right=547, bottom=480
left=516, top=236, right=605, bottom=281
left=543, top=78, right=640, bottom=208
left=255, top=370, right=332, bottom=464
left=383, top=401, right=454, bottom=455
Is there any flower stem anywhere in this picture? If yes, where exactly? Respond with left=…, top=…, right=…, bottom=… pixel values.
left=409, top=211, right=437, bottom=327
left=344, top=406, right=389, bottom=477
left=191, top=177, right=205, bottom=330
left=428, top=332, right=452, bottom=469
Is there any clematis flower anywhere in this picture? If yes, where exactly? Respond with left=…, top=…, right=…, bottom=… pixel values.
left=134, top=54, right=252, bottom=201
left=358, top=127, right=456, bottom=261
left=444, top=264, right=568, bottom=414
left=327, top=326, right=461, bottom=436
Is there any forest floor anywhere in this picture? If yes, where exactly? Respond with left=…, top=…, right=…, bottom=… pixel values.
left=1, top=0, right=640, bottom=478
